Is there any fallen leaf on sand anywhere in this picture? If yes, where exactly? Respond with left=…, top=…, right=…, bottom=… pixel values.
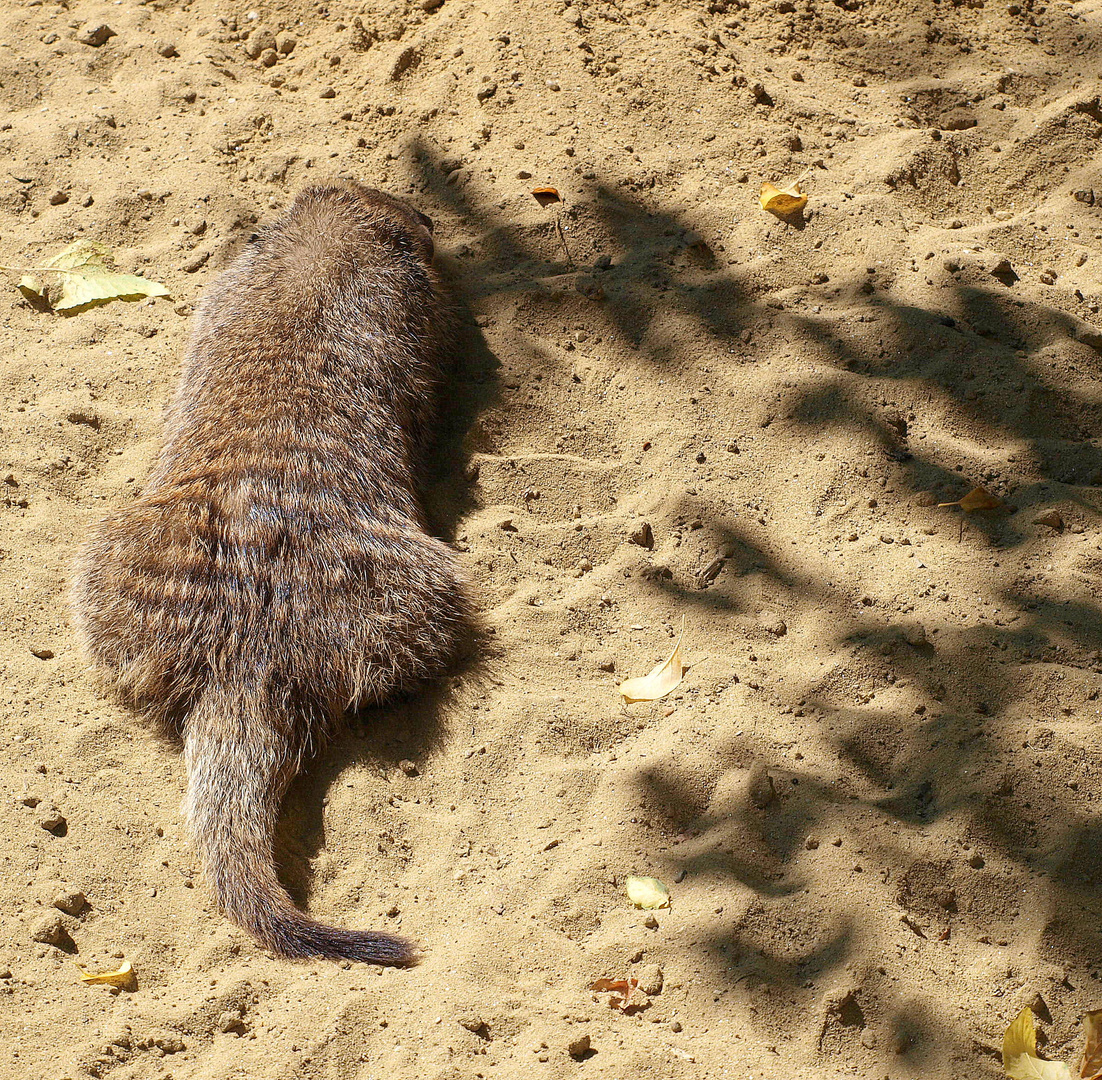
left=76, top=959, right=135, bottom=989
left=1002, top=1006, right=1073, bottom=1080
left=18, top=240, right=169, bottom=312
left=625, top=875, right=670, bottom=909
left=759, top=181, right=807, bottom=220
left=618, top=625, right=685, bottom=703
left=590, top=977, right=643, bottom=1012
left=531, top=186, right=562, bottom=207
left=938, top=486, right=1003, bottom=512
left=1033, top=510, right=1064, bottom=530
left=1081, top=1010, right=1102, bottom=1079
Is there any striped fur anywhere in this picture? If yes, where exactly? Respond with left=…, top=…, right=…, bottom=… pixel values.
left=72, top=182, right=467, bottom=964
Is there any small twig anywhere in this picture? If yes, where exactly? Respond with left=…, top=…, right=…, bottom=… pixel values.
left=553, top=210, right=574, bottom=267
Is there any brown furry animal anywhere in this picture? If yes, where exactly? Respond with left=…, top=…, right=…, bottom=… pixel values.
left=71, top=181, right=468, bottom=965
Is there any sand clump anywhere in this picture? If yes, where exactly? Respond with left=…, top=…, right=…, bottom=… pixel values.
left=2, top=0, right=1102, bottom=1077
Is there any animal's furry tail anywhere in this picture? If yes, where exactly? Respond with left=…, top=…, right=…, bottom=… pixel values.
left=183, top=682, right=415, bottom=966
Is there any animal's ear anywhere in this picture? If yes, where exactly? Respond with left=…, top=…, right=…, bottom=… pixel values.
left=413, top=214, right=434, bottom=260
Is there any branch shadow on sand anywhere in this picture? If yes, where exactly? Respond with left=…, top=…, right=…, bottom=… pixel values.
left=382, top=136, right=1102, bottom=1058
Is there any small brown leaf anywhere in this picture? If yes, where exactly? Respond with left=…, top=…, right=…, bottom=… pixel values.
left=591, top=978, right=631, bottom=993
left=759, top=181, right=807, bottom=221
left=590, top=977, right=643, bottom=1012
left=531, top=186, right=562, bottom=207
left=959, top=487, right=1003, bottom=511
left=937, top=486, right=1003, bottom=512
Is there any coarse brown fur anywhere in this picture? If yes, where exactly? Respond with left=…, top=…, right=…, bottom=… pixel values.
left=71, top=181, right=469, bottom=965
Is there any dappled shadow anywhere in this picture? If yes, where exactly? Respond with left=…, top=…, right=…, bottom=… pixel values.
left=383, top=123, right=1102, bottom=1060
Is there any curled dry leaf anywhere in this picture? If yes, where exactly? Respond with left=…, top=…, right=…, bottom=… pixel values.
left=19, top=239, right=169, bottom=312
left=77, top=959, right=135, bottom=989
left=531, top=186, right=562, bottom=207
left=625, top=875, right=670, bottom=909
left=590, top=977, right=643, bottom=1012
left=759, top=181, right=807, bottom=221
left=1081, top=1009, right=1102, bottom=1079
left=618, top=625, right=685, bottom=704
left=938, top=486, right=1003, bottom=512
left=1002, top=1006, right=1073, bottom=1080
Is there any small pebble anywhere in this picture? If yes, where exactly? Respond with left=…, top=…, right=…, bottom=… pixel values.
left=48, top=191, right=69, bottom=206
left=567, top=1034, right=591, bottom=1058
left=574, top=275, right=604, bottom=301
left=77, top=23, right=116, bottom=47
left=217, top=1010, right=248, bottom=1034
left=30, top=647, right=54, bottom=660
left=748, top=763, right=776, bottom=809
left=53, top=890, right=87, bottom=916
left=243, top=29, right=276, bottom=59
left=398, top=759, right=419, bottom=777
left=637, top=964, right=663, bottom=995
left=759, top=615, right=787, bottom=637
left=38, top=806, right=66, bottom=832
left=30, top=913, right=71, bottom=948
left=630, top=521, right=653, bottom=548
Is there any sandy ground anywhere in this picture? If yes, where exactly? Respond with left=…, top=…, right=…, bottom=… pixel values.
left=3, top=0, right=1102, bottom=1076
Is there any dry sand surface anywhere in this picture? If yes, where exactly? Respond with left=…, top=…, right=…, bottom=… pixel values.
left=4, top=0, right=1102, bottom=1076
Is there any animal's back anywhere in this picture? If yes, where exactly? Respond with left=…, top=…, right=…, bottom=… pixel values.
left=71, top=181, right=467, bottom=963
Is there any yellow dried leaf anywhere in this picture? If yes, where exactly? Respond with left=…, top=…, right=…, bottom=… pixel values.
left=1081, top=1010, right=1102, bottom=1078
left=625, top=875, right=670, bottom=909
left=938, top=486, right=1003, bottom=512
left=618, top=626, right=685, bottom=704
left=1003, top=1007, right=1073, bottom=1080
left=759, top=181, right=807, bottom=220
left=18, top=239, right=169, bottom=312
left=77, top=959, right=135, bottom=989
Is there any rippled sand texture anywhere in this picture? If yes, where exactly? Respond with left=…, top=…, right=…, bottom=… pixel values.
left=3, top=0, right=1102, bottom=1076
